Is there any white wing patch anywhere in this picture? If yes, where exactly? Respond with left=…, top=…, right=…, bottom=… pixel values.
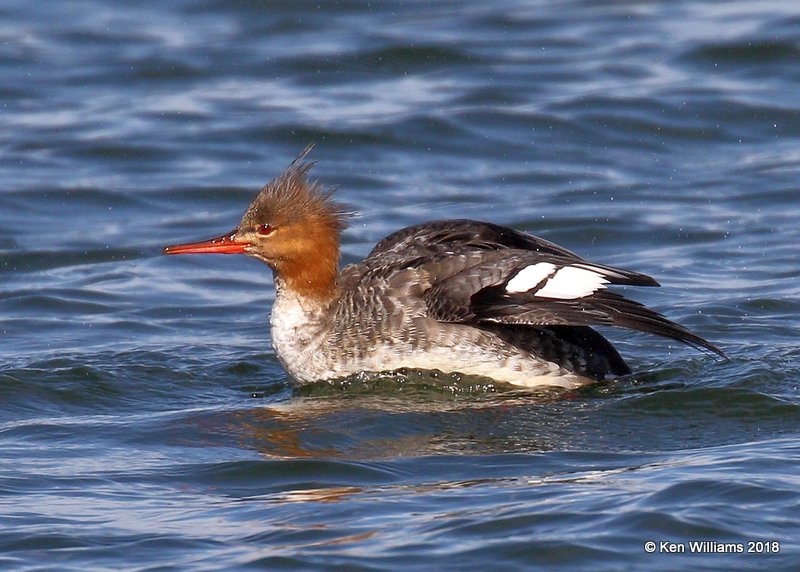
left=505, top=262, right=556, bottom=293
left=536, top=266, right=610, bottom=299
left=506, top=263, right=610, bottom=299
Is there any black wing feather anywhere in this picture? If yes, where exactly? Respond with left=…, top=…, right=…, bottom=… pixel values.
left=471, top=288, right=724, bottom=357
left=369, top=219, right=579, bottom=259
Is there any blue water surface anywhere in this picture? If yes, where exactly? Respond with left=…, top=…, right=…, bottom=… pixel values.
left=2, top=0, right=800, bottom=569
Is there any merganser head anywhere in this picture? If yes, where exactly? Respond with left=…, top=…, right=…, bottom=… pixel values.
left=163, top=147, right=350, bottom=299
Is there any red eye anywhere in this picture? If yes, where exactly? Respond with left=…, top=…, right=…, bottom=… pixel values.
left=257, top=224, right=273, bottom=235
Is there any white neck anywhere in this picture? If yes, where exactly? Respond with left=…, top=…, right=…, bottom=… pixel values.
left=269, top=278, right=330, bottom=382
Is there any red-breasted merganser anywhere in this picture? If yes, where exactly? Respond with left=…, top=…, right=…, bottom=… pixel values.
left=163, top=150, right=724, bottom=388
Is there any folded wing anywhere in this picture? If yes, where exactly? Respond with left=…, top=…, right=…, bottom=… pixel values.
left=357, top=219, right=724, bottom=358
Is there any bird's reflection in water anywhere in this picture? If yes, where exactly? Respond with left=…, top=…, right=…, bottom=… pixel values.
left=232, top=370, right=590, bottom=460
